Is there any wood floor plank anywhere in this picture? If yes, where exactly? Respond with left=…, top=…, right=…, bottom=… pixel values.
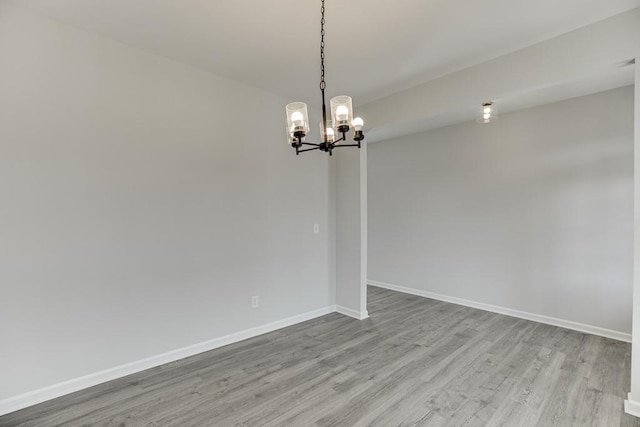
left=2, top=285, right=638, bottom=426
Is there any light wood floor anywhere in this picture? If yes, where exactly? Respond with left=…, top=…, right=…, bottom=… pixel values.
left=2, top=286, right=639, bottom=426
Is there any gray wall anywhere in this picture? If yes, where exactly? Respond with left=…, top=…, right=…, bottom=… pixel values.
left=0, top=4, right=332, bottom=400
left=335, top=144, right=368, bottom=317
left=628, top=46, right=640, bottom=403
left=368, top=86, right=634, bottom=333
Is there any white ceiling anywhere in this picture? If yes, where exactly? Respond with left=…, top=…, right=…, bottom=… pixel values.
left=6, top=0, right=640, bottom=108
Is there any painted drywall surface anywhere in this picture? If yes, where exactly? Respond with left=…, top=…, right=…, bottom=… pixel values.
left=0, top=4, right=331, bottom=400
left=335, top=143, right=368, bottom=316
left=629, top=53, right=640, bottom=405
left=360, top=144, right=368, bottom=314
left=368, top=86, right=634, bottom=333
left=328, top=155, right=337, bottom=306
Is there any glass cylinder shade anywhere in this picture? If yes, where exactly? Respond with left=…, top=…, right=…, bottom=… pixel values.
left=319, top=120, right=335, bottom=143
left=285, top=102, right=310, bottom=139
left=330, top=96, right=353, bottom=132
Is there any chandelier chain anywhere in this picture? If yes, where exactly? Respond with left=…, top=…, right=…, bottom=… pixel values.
left=320, top=0, right=326, bottom=90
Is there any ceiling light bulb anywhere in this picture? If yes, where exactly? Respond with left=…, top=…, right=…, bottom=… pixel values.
left=291, top=111, right=304, bottom=126
left=352, top=117, right=364, bottom=131
left=336, top=105, right=349, bottom=121
left=483, top=107, right=492, bottom=114
left=326, top=127, right=335, bottom=142
left=484, top=113, right=491, bottom=119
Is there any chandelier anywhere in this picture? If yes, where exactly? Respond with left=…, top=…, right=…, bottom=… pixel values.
left=285, top=0, right=364, bottom=156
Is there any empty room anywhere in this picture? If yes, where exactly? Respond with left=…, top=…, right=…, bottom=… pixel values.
left=1, top=0, right=640, bottom=426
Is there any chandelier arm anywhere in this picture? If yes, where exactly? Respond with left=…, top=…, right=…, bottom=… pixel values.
left=297, top=146, right=322, bottom=154
left=331, top=143, right=361, bottom=148
left=300, top=142, right=321, bottom=147
left=329, top=135, right=346, bottom=146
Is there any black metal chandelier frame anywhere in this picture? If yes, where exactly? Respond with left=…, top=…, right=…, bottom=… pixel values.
left=288, top=0, right=364, bottom=156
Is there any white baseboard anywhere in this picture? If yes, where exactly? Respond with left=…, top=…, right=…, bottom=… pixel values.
left=336, top=305, right=369, bottom=320
left=0, top=305, right=336, bottom=417
left=368, top=280, right=631, bottom=343
left=625, top=393, right=640, bottom=418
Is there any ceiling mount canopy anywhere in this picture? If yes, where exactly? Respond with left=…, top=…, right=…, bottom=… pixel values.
left=285, top=0, right=364, bottom=156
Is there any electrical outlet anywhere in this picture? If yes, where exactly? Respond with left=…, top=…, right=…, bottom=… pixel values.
left=313, top=223, right=320, bottom=234
left=251, top=296, right=259, bottom=308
